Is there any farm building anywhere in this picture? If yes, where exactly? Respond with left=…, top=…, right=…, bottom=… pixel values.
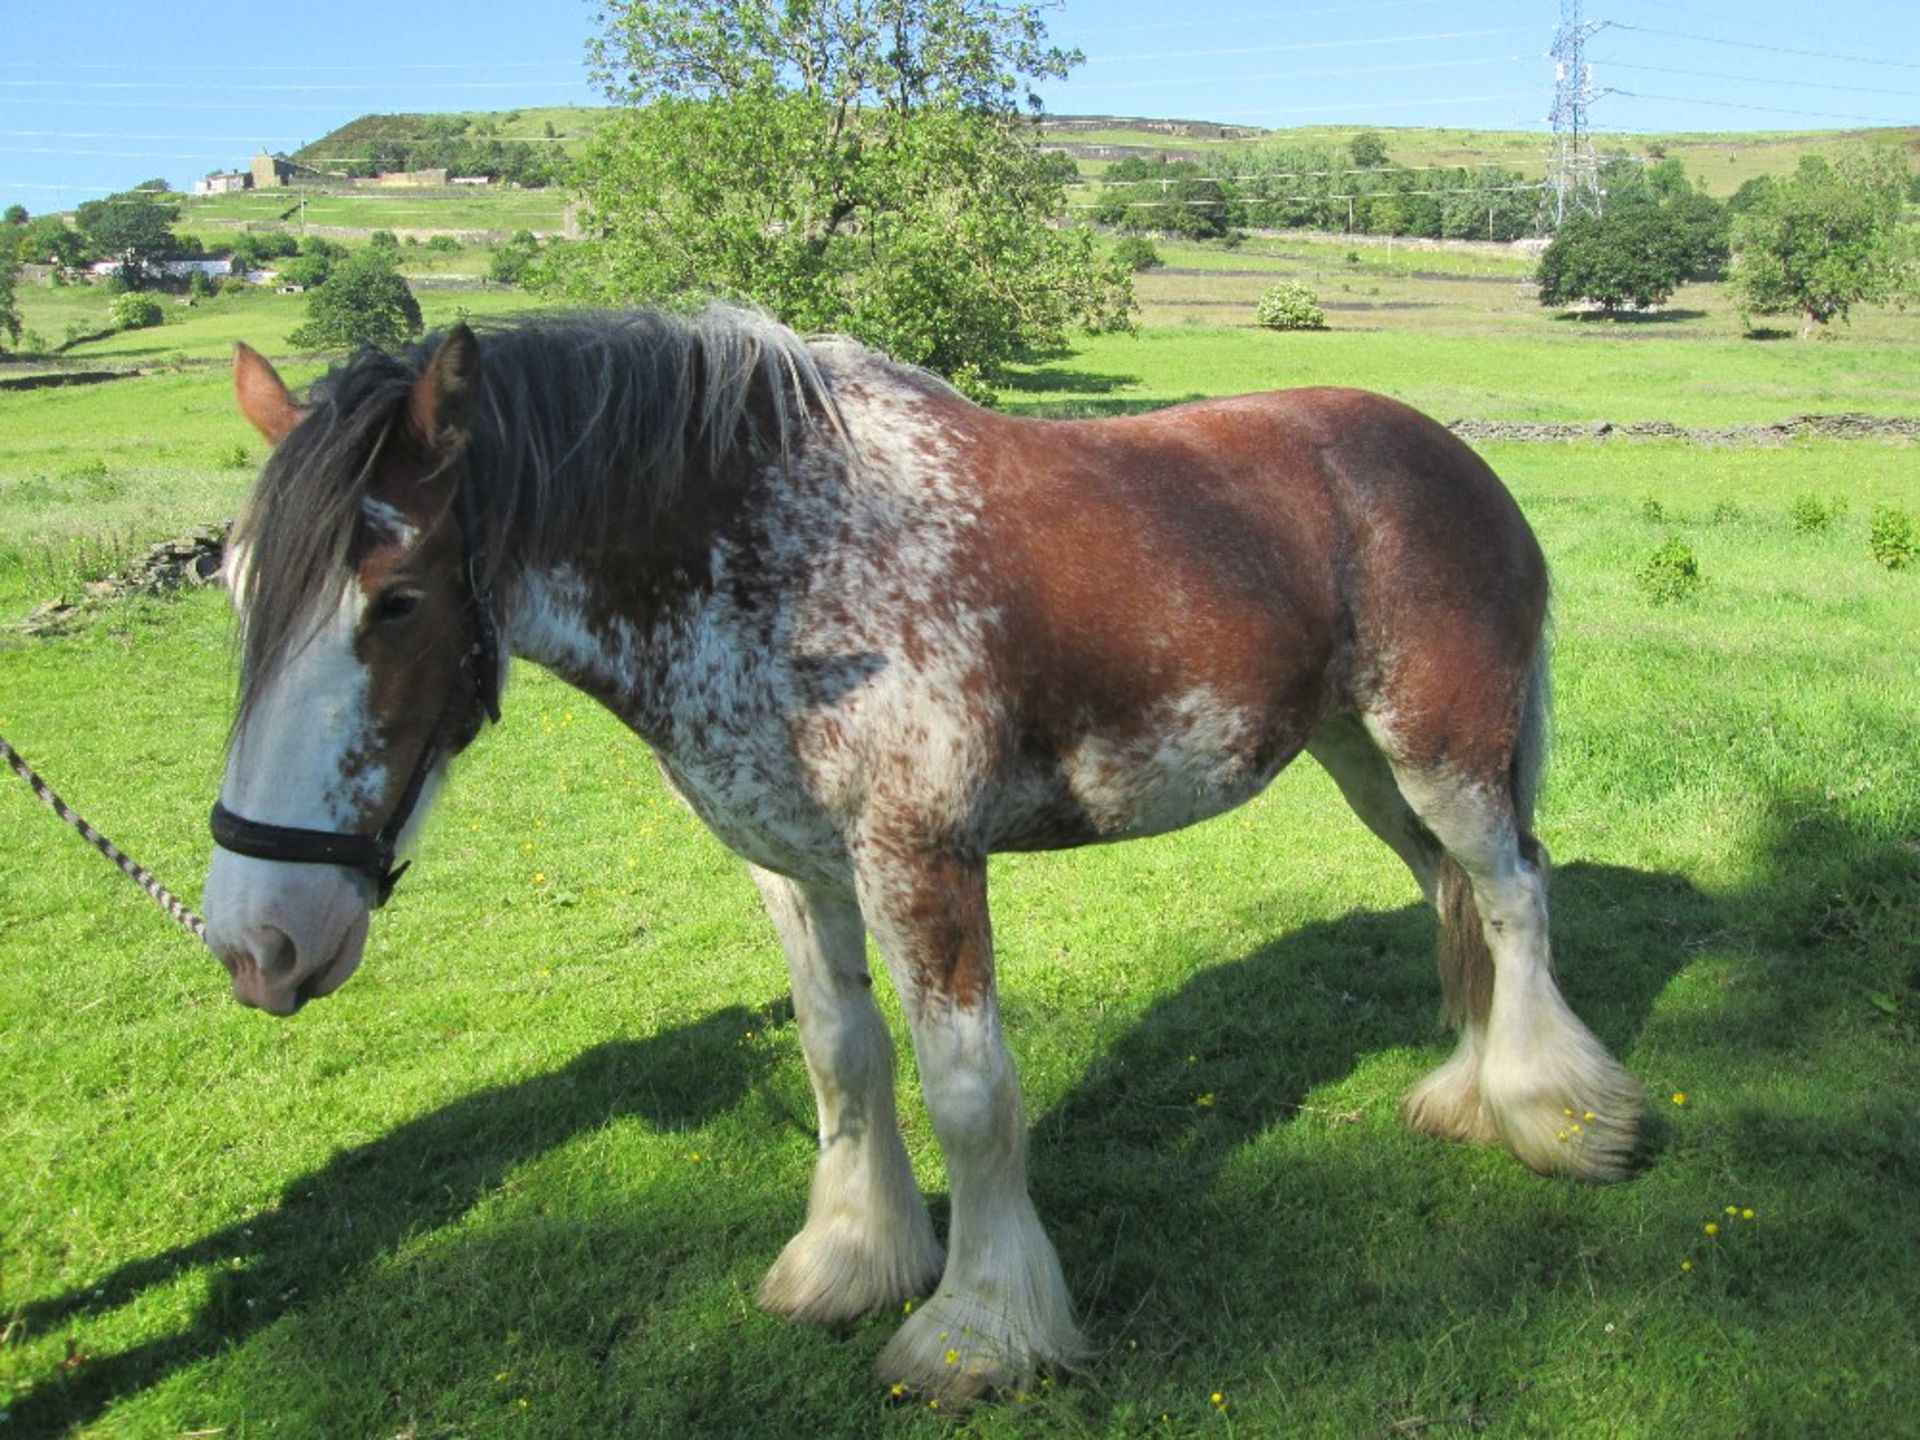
left=250, top=151, right=299, bottom=189
left=192, top=171, right=250, bottom=196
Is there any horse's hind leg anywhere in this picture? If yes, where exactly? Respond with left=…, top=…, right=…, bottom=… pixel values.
left=751, top=867, right=942, bottom=1324
left=1366, top=668, right=1640, bottom=1179
left=1307, top=717, right=1502, bottom=1145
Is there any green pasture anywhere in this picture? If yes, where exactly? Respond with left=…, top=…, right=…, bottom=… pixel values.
left=177, top=186, right=568, bottom=236
left=1006, top=324, right=1920, bottom=423
left=2, top=246, right=1917, bottom=1435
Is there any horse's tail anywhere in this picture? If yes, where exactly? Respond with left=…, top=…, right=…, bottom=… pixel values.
left=1435, top=637, right=1551, bottom=1032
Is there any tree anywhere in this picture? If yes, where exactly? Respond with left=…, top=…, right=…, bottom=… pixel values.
left=287, top=249, right=423, bottom=351
left=1536, top=204, right=1691, bottom=315
left=1093, top=156, right=1230, bottom=239
left=1594, top=155, right=1728, bottom=278
left=3, top=203, right=26, bottom=226
left=18, top=215, right=83, bottom=269
left=0, top=246, right=20, bottom=352
left=1349, top=131, right=1389, bottom=169
left=74, top=189, right=180, bottom=288
left=556, top=0, right=1133, bottom=396
left=1729, top=150, right=1917, bottom=336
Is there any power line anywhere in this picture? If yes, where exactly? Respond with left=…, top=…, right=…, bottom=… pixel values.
left=1592, top=60, right=1919, bottom=98
left=1068, top=0, right=1449, bottom=36
left=0, top=59, right=582, bottom=72
left=0, top=79, right=595, bottom=93
left=1608, top=89, right=1911, bottom=125
left=1606, top=23, right=1920, bottom=71
left=1082, top=54, right=1526, bottom=94
left=1602, top=0, right=1896, bottom=54
left=1214, top=91, right=1541, bottom=120
left=1088, top=27, right=1535, bottom=65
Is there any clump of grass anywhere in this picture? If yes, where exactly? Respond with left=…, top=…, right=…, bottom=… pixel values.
left=1708, top=499, right=1743, bottom=524
left=22, top=530, right=137, bottom=601
left=1867, top=505, right=1916, bottom=571
left=1641, top=496, right=1668, bottom=524
left=1636, top=535, right=1706, bottom=603
left=217, top=442, right=253, bottom=470
left=1789, top=493, right=1844, bottom=534
left=59, top=458, right=124, bottom=501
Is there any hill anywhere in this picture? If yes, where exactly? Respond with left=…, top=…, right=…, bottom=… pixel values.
left=288, top=109, right=1919, bottom=198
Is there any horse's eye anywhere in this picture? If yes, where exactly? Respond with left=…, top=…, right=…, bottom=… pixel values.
left=370, top=588, right=422, bottom=625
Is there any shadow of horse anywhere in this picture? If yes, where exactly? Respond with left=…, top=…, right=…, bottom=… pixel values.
left=1029, top=860, right=1712, bottom=1335
left=9, top=1004, right=787, bottom=1438
left=11, top=857, right=1803, bottom=1433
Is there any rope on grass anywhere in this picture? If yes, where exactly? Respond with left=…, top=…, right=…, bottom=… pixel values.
left=1, top=732, right=209, bottom=946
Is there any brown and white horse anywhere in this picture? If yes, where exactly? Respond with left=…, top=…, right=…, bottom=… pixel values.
left=203, top=306, right=1640, bottom=1396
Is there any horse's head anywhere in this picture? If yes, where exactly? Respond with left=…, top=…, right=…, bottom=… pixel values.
left=204, top=329, right=496, bottom=1015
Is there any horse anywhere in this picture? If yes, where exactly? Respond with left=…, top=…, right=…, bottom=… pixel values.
left=203, top=305, right=1641, bottom=1397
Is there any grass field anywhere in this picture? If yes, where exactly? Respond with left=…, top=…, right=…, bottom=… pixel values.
left=2, top=225, right=1916, bottom=1437
left=177, top=186, right=570, bottom=237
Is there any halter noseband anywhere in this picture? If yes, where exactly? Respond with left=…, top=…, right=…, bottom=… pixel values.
left=209, top=470, right=503, bottom=907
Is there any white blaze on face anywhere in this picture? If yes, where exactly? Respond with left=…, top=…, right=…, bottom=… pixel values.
left=203, top=577, right=383, bottom=1014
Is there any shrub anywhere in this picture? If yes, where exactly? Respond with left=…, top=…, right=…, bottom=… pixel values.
left=187, top=269, right=214, bottom=299
left=488, top=230, right=542, bottom=285
left=287, top=249, right=423, bottom=351
left=1868, top=505, right=1916, bottom=571
left=109, top=292, right=165, bottom=330
left=1254, top=282, right=1326, bottom=331
left=425, top=234, right=460, bottom=253
left=1789, top=493, right=1843, bottom=534
left=1636, top=536, right=1706, bottom=603
left=1112, top=236, right=1162, bottom=272
left=368, top=230, right=400, bottom=250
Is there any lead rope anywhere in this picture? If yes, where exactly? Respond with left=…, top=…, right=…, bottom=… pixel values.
left=0, top=733, right=210, bottom=947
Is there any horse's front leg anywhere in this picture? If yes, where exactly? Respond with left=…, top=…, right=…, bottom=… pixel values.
left=752, top=866, right=942, bottom=1323
left=854, top=841, right=1083, bottom=1397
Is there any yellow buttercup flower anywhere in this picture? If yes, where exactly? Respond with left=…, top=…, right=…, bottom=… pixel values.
left=1741, top=1207, right=1756, bottom=1220
left=1210, top=1391, right=1226, bottom=1408
left=1704, top=1222, right=1719, bottom=1236
left=1672, top=1091, right=1688, bottom=1106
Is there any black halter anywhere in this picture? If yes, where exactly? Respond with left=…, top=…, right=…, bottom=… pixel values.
left=210, top=475, right=503, bottom=906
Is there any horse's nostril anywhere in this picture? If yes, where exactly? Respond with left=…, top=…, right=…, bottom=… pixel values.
left=249, top=925, right=298, bottom=981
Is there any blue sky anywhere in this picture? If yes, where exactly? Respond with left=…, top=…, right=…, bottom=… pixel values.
left=3, top=0, right=1913, bottom=210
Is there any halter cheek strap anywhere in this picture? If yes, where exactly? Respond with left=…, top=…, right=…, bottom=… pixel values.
left=210, top=472, right=501, bottom=907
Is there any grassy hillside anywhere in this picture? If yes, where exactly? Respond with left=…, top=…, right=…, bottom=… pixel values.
left=273, top=110, right=1918, bottom=203
left=290, top=106, right=610, bottom=168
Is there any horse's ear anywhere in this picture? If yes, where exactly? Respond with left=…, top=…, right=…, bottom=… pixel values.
left=233, top=342, right=305, bottom=445
left=408, top=324, right=480, bottom=452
